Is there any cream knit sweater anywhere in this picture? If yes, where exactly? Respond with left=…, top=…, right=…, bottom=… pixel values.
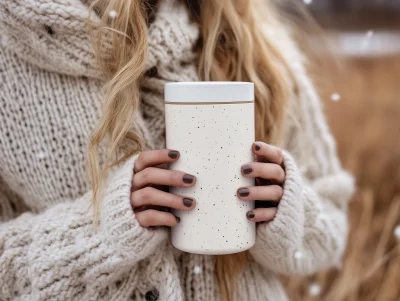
left=0, top=0, right=355, bottom=300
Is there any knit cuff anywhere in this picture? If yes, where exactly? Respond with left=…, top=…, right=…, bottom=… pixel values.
left=257, top=150, right=305, bottom=249
left=100, top=154, right=167, bottom=261
left=249, top=150, right=353, bottom=274
left=249, top=150, right=308, bottom=273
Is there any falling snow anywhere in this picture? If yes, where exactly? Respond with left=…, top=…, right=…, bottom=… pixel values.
left=331, top=93, right=341, bottom=102
left=366, top=30, right=374, bottom=38
left=294, top=251, right=303, bottom=259
left=309, top=283, right=322, bottom=296
left=303, top=0, right=313, bottom=4
left=318, top=213, right=328, bottom=221
left=395, top=225, right=400, bottom=240
left=109, top=10, right=118, bottom=19
left=362, top=30, right=375, bottom=50
left=193, top=266, right=202, bottom=274
left=37, top=151, right=47, bottom=159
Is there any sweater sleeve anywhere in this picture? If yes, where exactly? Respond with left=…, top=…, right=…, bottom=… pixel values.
left=0, top=154, right=167, bottom=301
left=249, top=65, right=355, bottom=275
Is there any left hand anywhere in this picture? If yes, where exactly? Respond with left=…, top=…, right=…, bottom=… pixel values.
left=237, top=141, right=285, bottom=223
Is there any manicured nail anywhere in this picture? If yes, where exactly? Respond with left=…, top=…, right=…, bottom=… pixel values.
left=247, top=211, right=255, bottom=219
left=242, top=164, right=253, bottom=175
left=168, top=150, right=179, bottom=159
left=183, top=174, right=195, bottom=184
left=175, top=216, right=181, bottom=223
left=238, top=188, right=250, bottom=197
left=183, top=198, right=193, bottom=207
left=254, top=143, right=261, bottom=151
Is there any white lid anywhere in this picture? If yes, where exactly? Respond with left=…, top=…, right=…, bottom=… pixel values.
left=165, top=82, right=254, bottom=103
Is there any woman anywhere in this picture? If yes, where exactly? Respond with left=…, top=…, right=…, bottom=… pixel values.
left=0, top=0, right=354, bottom=300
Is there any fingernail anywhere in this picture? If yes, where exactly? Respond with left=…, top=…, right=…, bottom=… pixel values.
left=175, top=216, right=181, bottom=223
left=238, top=188, right=250, bottom=197
left=254, top=143, right=261, bottom=151
left=242, top=164, right=253, bottom=175
left=168, top=150, right=179, bottom=159
left=247, top=211, right=255, bottom=219
left=183, top=198, right=193, bottom=207
left=183, top=174, right=195, bottom=184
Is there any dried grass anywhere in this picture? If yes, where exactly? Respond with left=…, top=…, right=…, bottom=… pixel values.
left=283, top=55, right=400, bottom=301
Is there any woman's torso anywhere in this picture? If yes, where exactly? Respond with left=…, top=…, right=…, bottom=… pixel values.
left=0, top=0, right=295, bottom=300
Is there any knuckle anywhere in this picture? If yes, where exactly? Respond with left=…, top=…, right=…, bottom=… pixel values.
left=273, top=165, right=284, bottom=180
left=136, top=152, right=146, bottom=168
left=136, top=212, right=146, bottom=227
left=140, top=167, right=152, bottom=182
left=278, top=167, right=285, bottom=180
left=130, top=190, right=139, bottom=206
left=270, top=207, right=278, bottom=218
left=167, top=193, right=177, bottom=207
left=141, top=211, right=156, bottom=227
left=170, top=170, right=181, bottom=183
left=275, top=148, right=283, bottom=162
left=273, top=185, right=284, bottom=199
left=137, top=151, right=146, bottom=163
left=140, top=186, right=153, bottom=202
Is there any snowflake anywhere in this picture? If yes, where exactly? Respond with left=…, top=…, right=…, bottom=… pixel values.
left=303, top=0, right=313, bottom=4
left=37, top=151, right=48, bottom=159
left=309, top=283, right=321, bottom=296
left=294, top=251, right=303, bottom=259
left=109, top=10, right=118, bottom=19
left=331, top=93, right=341, bottom=102
left=362, top=30, right=375, bottom=50
left=394, top=225, right=400, bottom=240
left=366, top=30, right=374, bottom=38
left=193, top=265, right=202, bottom=274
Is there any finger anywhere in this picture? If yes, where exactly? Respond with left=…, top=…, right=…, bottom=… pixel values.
left=136, top=209, right=180, bottom=227
left=241, top=162, right=285, bottom=183
left=246, top=208, right=277, bottom=222
left=132, top=167, right=196, bottom=190
left=237, top=185, right=283, bottom=201
left=133, top=205, right=169, bottom=213
left=252, top=142, right=283, bottom=165
left=134, top=149, right=180, bottom=173
left=131, top=186, right=196, bottom=210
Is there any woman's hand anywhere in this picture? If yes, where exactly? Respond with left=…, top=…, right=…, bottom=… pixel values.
left=237, top=142, right=285, bottom=223
left=131, top=149, right=197, bottom=228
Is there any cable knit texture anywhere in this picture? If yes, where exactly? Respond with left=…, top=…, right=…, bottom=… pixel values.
left=0, top=0, right=355, bottom=300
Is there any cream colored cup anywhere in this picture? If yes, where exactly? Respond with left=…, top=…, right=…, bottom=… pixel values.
left=165, top=82, right=255, bottom=255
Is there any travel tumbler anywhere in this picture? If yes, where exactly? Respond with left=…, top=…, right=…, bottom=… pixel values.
left=165, top=82, right=255, bottom=255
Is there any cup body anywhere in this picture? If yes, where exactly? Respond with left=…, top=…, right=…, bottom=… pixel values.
left=165, top=82, right=255, bottom=255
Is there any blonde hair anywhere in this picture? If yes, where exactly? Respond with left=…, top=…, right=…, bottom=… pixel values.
left=88, top=0, right=297, bottom=300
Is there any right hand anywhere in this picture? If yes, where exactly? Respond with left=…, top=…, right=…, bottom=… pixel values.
left=131, top=149, right=196, bottom=228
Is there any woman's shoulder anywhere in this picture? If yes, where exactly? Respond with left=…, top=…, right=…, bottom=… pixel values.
left=0, top=0, right=102, bottom=78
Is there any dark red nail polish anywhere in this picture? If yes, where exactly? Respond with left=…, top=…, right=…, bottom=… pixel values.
left=168, top=150, right=179, bottom=159
left=247, top=211, right=255, bottom=219
left=254, top=143, right=261, bottom=151
left=183, top=198, right=193, bottom=207
left=242, top=164, right=253, bottom=175
left=183, top=174, right=195, bottom=184
left=238, top=188, right=250, bottom=197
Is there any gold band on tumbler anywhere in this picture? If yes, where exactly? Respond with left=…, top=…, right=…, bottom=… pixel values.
left=165, top=100, right=254, bottom=105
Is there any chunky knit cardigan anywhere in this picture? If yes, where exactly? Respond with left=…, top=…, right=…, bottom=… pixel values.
left=0, top=0, right=355, bottom=300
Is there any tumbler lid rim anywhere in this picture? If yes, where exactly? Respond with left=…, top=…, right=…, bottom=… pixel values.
left=165, top=81, right=254, bottom=103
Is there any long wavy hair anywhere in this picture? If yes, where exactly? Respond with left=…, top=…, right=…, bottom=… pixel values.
left=88, top=0, right=303, bottom=300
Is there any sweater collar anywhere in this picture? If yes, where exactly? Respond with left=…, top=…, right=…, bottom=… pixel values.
left=0, top=0, right=199, bottom=79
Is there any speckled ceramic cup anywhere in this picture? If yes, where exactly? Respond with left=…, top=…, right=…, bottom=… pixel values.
left=165, top=82, right=255, bottom=255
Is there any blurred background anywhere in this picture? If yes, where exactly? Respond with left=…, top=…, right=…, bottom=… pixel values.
left=283, top=1, right=400, bottom=300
